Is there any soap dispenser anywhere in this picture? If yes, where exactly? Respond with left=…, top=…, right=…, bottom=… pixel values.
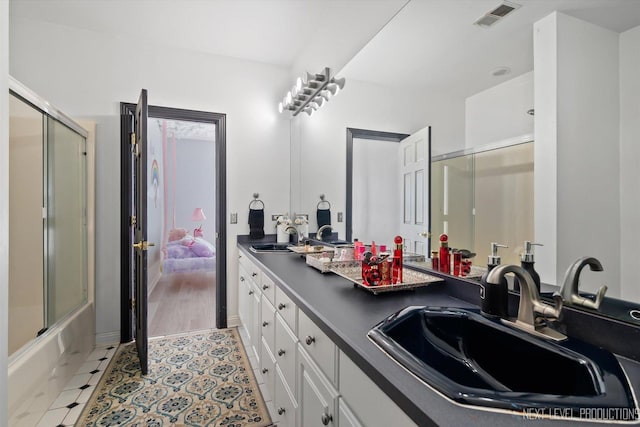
left=514, top=241, right=543, bottom=293
left=480, top=242, right=509, bottom=317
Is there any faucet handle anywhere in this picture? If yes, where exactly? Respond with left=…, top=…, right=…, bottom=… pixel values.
left=572, top=284, right=608, bottom=310
left=545, top=292, right=564, bottom=321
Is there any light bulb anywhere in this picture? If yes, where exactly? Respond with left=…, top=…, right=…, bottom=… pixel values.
left=278, top=102, right=283, bottom=113
left=296, top=77, right=302, bottom=91
left=286, top=91, right=292, bottom=105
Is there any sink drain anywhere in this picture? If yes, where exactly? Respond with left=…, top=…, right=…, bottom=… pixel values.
left=630, top=310, right=640, bottom=321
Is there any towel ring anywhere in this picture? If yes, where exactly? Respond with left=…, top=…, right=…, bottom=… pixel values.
left=249, top=193, right=264, bottom=210
left=317, top=200, right=331, bottom=209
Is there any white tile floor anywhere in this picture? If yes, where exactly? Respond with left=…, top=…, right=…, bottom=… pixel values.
left=37, top=330, right=276, bottom=427
left=35, top=342, right=118, bottom=427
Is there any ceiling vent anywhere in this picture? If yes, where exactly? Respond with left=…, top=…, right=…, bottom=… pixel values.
left=474, top=1, right=521, bottom=28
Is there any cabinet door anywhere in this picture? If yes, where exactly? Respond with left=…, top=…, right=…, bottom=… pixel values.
left=274, top=365, right=298, bottom=427
left=299, top=348, right=338, bottom=427
left=261, top=296, right=276, bottom=356
left=260, top=337, right=276, bottom=402
left=338, top=398, right=363, bottom=427
left=274, top=313, right=298, bottom=399
left=251, top=281, right=261, bottom=362
left=238, top=267, right=251, bottom=338
left=298, top=309, right=337, bottom=386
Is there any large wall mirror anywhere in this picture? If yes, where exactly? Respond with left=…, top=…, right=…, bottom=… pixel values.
left=289, top=0, right=640, bottom=326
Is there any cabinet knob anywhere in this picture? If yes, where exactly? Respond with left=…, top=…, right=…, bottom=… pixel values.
left=263, top=321, right=269, bottom=327
left=252, top=272, right=258, bottom=277
left=305, top=336, right=315, bottom=346
left=240, top=276, right=245, bottom=282
left=278, top=407, right=286, bottom=415
left=249, top=290, right=254, bottom=295
left=321, top=413, right=333, bottom=425
left=262, top=368, right=268, bottom=374
left=278, top=303, right=286, bottom=310
left=262, top=284, right=269, bottom=290
left=278, top=349, right=286, bottom=356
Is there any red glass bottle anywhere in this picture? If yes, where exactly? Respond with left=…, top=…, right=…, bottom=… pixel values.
left=392, top=235, right=403, bottom=284
left=439, top=234, right=450, bottom=274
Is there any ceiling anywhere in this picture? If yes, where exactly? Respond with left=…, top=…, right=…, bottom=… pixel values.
left=10, top=0, right=640, bottom=101
left=9, top=0, right=407, bottom=68
left=340, top=0, right=640, bottom=98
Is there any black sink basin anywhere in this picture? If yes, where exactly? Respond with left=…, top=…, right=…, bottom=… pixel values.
left=250, top=243, right=292, bottom=253
left=368, top=306, right=637, bottom=419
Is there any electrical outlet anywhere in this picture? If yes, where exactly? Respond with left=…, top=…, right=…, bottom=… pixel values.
left=230, top=213, right=237, bottom=224
left=271, top=214, right=283, bottom=221
left=294, top=213, right=309, bottom=220
left=337, top=212, right=343, bottom=222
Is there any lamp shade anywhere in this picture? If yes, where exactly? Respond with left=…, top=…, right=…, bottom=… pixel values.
left=191, top=208, right=206, bottom=222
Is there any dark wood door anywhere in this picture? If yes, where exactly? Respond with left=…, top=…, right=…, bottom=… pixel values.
left=133, top=89, right=149, bottom=374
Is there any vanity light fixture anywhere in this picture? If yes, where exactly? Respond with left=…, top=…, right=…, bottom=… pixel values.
left=278, top=68, right=346, bottom=117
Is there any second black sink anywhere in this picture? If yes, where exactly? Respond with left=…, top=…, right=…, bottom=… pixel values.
left=368, top=306, right=637, bottom=419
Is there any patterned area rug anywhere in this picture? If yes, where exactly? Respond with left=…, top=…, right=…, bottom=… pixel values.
left=76, top=328, right=272, bottom=426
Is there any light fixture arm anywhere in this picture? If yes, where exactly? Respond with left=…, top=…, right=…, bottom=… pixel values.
left=292, top=67, right=331, bottom=117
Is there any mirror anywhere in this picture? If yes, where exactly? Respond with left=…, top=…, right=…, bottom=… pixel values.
left=289, top=0, right=640, bottom=324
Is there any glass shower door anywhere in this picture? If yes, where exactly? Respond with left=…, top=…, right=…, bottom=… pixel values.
left=46, top=117, right=87, bottom=325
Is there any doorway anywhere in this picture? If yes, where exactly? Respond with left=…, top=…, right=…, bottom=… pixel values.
left=120, top=104, right=227, bottom=344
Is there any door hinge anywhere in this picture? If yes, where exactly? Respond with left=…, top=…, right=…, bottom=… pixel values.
left=130, top=215, right=137, bottom=226
left=130, top=132, right=139, bottom=157
left=130, top=298, right=135, bottom=310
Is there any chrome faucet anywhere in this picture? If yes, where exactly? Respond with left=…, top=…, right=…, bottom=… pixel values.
left=487, top=264, right=566, bottom=341
left=316, top=225, right=333, bottom=242
left=284, top=225, right=304, bottom=245
left=559, top=257, right=608, bottom=310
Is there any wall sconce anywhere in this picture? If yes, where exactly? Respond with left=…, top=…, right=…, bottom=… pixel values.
left=278, top=68, right=346, bottom=117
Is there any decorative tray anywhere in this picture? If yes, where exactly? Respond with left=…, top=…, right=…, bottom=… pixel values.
left=306, top=252, right=360, bottom=273
left=288, top=245, right=335, bottom=255
left=329, top=265, right=444, bottom=295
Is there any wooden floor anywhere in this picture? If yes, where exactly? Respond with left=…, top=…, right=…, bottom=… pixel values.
left=148, top=270, right=216, bottom=338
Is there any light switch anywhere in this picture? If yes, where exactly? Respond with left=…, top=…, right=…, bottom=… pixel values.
left=337, top=212, right=343, bottom=222
left=230, top=213, right=238, bottom=224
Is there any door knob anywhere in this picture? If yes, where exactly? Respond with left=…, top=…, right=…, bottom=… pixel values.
left=132, top=241, right=155, bottom=251
left=417, top=231, right=431, bottom=238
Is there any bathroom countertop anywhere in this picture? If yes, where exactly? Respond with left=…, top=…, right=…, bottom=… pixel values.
left=237, top=239, right=640, bottom=427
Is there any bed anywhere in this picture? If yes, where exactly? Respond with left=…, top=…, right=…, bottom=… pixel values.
left=162, top=230, right=216, bottom=274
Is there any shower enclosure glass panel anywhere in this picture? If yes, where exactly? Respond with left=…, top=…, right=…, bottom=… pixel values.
left=8, top=94, right=45, bottom=355
left=8, top=85, right=88, bottom=356
left=46, top=117, right=87, bottom=325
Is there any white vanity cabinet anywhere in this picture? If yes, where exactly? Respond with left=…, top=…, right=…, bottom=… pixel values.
left=237, top=248, right=418, bottom=427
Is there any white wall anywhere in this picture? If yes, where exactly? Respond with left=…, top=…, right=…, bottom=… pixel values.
left=10, top=17, right=292, bottom=338
left=291, top=78, right=465, bottom=239
left=619, top=25, right=640, bottom=303
left=1, top=0, right=10, bottom=424
left=465, top=71, right=534, bottom=148
left=534, top=12, right=620, bottom=295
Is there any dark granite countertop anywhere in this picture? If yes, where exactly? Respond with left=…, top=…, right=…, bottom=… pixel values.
left=237, top=238, right=640, bottom=427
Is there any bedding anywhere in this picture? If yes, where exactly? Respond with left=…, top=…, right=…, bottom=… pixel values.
left=163, top=233, right=216, bottom=273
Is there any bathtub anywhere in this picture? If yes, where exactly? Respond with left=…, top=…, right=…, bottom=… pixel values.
left=8, top=302, right=95, bottom=426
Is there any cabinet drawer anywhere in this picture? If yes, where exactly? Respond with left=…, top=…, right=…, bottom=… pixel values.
left=275, top=313, right=298, bottom=399
left=261, top=296, right=276, bottom=356
left=261, top=273, right=276, bottom=305
left=260, top=337, right=276, bottom=402
left=299, top=347, right=338, bottom=427
left=274, top=365, right=298, bottom=427
left=339, top=352, right=417, bottom=427
left=298, top=309, right=337, bottom=386
left=239, top=254, right=261, bottom=283
left=275, top=286, right=297, bottom=333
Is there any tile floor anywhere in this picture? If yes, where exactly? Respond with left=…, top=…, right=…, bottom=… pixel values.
left=35, top=343, right=118, bottom=427
left=36, top=329, right=276, bottom=426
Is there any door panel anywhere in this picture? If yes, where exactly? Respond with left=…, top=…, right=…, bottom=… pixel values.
left=133, top=89, right=149, bottom=374
left=399, top=126, right=431, bottom=256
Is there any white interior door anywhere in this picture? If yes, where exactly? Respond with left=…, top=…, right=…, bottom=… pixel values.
left=398, top=126, right=430, bottom=256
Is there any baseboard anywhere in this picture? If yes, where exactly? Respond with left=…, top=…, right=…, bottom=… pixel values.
left=96, top=331, right=120, bottom=345
left=227, top=315, right=241, bottom=328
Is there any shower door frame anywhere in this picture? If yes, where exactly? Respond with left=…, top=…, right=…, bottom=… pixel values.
left=120, top=103, right=227, bottom=342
